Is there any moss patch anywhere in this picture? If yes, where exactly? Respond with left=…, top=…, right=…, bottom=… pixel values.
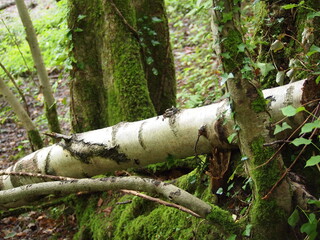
left=73, top=169, right=239, bottom=239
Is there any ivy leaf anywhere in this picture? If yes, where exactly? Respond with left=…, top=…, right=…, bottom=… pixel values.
left=307, top=45, right=320, bottom=57
left=221, top=52, right=231, bottom=59
left=77, top=14, right=86, bottom=21
left=315, top=75, right=320, bottom=84
left=220, top=72, right=234, bottom=86
left=152, top=68, right=158, bottom=76
left=308, top=199, right=320, bottom=208
left=300, top=120, right=320, bottom=134
left=281, top=105, right=298, bottom=117
left=300, top=213, right=318, bottom=239
left=227, top=234, right=237, bottom=240
left=151, top=16, right=162, bottom=23
left=242, top=224, right=252, bottom=237
left=274, top=122, right=292, bottom=135
left=282, top=1, right=304, bottom=10
left=307, top=11, right=320, bottom=20
left=146, top=57, right=154, bottom=65
left=256, top=62, right=275, bottom=76
left=305, top=155, right=320, bottom=167
left=237, top=43, right=246, bottom=52
left=282, top=3, right=300, bottom=9
left=288, top=209, right=300, bottom=227
left=151, top=40, right=160, bottom=46
left=291, top=138, right=312, bottom=146
left=216, top=187, right=223, bottom=195
left=227, top=132, right=237, bottom=143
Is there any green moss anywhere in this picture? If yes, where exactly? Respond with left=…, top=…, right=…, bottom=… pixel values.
left=251, top=94, right=266, bottom=113
left=73, top=169, right=240, bottom=239
left=27, top=129, right=43, bottom=150
left=248, top=137, right=290, bottom=239
left=206, top=205, right=241, bottom=237
left=249, top=136, right=280, bottom=194
left=103, top=0, right=156, bottom=125
left=222, top=29, right=245, bottom=73
left=250, top=198, right=288, bottom=240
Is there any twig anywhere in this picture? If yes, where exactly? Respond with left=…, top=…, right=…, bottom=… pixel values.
left=44, top=132, right=72, bottom=141
left=263, top=140, right=291, bottom=146
left=121, top=189, right=201, bottom=218
left=262, top=103, right=320, bottom=199
left=254, top=107, right=315, bottom=170
left=262, top=127, right=317, bottom=200
left=0, top=171, right=75, bottom=181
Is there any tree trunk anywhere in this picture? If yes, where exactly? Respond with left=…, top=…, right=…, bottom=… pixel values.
left=133, top=0, right=176, bottom=114
left=102, top=0, right=156, bottom=125
left=212, top=0, right=293, bottom=238
left=15, top=0, right=61, bottom=134
left=0, top=79, right=312, bottom=190
left=0, top=78, right=43, bottom=150
left=68, top=0, right=107, bottom=132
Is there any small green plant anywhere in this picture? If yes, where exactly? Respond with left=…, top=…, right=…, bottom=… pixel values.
left=275, top=104, right=320, bottom=169
left=288, top=201, right=320, bottom=240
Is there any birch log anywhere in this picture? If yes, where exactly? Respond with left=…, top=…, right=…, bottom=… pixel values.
left=0, top=79, right=316, bottom=190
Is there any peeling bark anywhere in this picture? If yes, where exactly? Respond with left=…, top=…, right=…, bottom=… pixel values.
left=0, top=80, right=315, bottom=190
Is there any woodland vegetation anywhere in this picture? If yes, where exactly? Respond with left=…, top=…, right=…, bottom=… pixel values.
left=0, top=0, right=320, bottom=239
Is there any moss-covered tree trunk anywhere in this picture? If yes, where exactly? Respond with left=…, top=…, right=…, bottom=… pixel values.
left=253, top=0, right=320, bottom=86
left=101, top=0, right=156, bottom=125
left=68, top=0, right=107, bottom=133
left=68, top=0, right=159, bottom=238
left=212, top=0, right=292, bottom=239
left=133, top=0, right=176, bottom=114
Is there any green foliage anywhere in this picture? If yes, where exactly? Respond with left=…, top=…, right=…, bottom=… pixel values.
left=288, top=206, right=319, bottom=240
left=166, top=0, right=223, bottom=108
left=274, top=122, right=292, bottom=135
left=0, top=0, right=69, bottom=77
left=275, top=105, right=320, bottom=169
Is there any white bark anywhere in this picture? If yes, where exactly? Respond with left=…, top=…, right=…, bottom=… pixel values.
left=0, top=80, right=309, bottom=190
left=0, top=78, right=38, bottom=133
left=15, top=0, right=60, bottom=132
left=0, top=177, right=212, bottom=218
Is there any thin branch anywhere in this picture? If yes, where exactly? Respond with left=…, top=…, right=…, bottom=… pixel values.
left=0, top=171, right=74, bottom=181
left=0, top=61, right=30, bottom=116
left=121, top=189, right=201, bottom=218
left=0, top=19, right=36, bottom=86
left=44, top=132, right=72, bottom=141
left=254, top=107, right=315, bottom=170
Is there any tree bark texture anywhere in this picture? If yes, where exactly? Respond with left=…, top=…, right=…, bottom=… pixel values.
left=68, top=0, right=107, bottom=132
left=101, top=0, right=156, bottom=125
left=0, top=80, right=314, bottom=191
left=0, top=177, right=211, bottom=216
left=212, top=0, right=305, bottom=238
left=15, top=0, right=61, bottom=134
left=133, top=0, right=176, bottom=114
